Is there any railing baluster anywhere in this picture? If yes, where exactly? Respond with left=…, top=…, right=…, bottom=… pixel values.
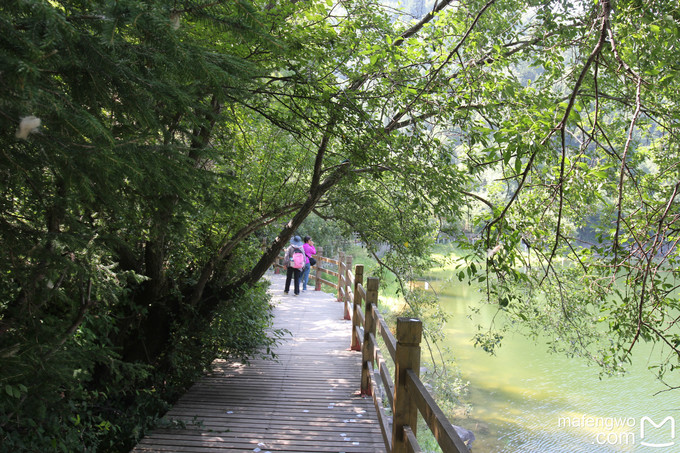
left=314, top=246, right=323, bottom=291
left=351, top=264, right=364, bottom=351
left=337, top=251, right=345, bottom=303
left=392, top=318, right=422, bottom=453
left=344, top=255, right=353, bottom=320
left=361, top=277, right=379, bottom=396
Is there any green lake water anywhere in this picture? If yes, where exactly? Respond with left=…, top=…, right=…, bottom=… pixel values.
left=427, top=271, right=680, bottom=452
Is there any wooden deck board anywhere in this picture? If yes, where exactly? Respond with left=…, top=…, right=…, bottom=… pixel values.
left=131, top=273, right=386, bottom=453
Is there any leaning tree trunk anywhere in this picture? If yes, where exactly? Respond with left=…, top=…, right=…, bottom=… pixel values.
left=222, top=162, right=350, bottom=301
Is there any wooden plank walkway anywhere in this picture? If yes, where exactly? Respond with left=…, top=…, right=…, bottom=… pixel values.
left=132, top=272, right=386, bottom=453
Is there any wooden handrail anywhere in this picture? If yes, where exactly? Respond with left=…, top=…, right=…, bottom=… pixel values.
left=338, top=258, right=471, bottom=453
left=403, top=426, right=421, bottom=453
left=406, top=368, right=471, bottom=453
left=392, top=318, right=422, bottom=453
left=274, top=251, right=470, bottom=452
left=377, top=309, right=397, bottom=361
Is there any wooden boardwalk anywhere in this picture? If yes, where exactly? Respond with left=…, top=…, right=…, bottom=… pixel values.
left=132, top=272, right=386, bottom=453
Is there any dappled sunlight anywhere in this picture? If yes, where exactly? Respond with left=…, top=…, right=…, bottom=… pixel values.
left=306, top=318, right=347, bottom=337
left=134, top=271, right=385, bottom=452
left=379, top=295, right=407, bottom=312
left=210, top=360, right=249, bottom=375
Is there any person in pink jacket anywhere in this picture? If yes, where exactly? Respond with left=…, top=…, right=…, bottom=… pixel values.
left=301, top=236, right=316, bottom=291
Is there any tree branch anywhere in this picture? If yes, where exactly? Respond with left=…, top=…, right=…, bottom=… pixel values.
left=395, top=0, right=456, bottom=44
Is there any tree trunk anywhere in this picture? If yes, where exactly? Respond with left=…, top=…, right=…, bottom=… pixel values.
left=229, top=161, right=351, bottom=292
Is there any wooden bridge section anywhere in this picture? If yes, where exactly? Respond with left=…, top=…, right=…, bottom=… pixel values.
left=132, top=272, right=386, bottom=452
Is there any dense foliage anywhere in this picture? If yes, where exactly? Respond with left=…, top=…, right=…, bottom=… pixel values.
left=1, top=0, right=285, bottom=450
left=449, top=0, right=680, bottom=384
left=1, top=0, right=680, bottom=449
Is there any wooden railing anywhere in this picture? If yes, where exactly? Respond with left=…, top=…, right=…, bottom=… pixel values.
left=274, top=250, right=471, bottom=453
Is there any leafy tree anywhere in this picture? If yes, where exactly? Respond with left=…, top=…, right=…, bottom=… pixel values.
left=0, top=0, right=285, bottom=449
left=237, top=0, right=680, bottom=388
left=445, top=0, right=680, bottom=385
left=2, top=0, right=680, bottom=449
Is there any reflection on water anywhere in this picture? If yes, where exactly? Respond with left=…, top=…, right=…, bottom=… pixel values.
left=428, top=270, right=679, bottom=453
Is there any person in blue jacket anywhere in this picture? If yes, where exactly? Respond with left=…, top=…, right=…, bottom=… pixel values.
left=283, top=235, right=304, bottom=295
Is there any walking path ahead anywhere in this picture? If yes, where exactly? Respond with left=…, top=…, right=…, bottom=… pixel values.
left=132, top=272, right=386, bottom=452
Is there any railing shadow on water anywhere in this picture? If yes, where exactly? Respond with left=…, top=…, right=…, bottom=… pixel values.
left=273, top=250, right=473, bottom=453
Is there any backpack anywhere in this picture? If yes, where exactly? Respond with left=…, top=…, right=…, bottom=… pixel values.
left=291, top=247, right=305, bottom=269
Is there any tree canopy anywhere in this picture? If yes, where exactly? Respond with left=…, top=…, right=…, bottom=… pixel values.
left=1, top=0, right=680, bottom=449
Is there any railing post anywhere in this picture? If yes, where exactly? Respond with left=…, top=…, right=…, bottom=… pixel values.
left=361, top=277, right=379, bottom=396
left=350, top=264, right=364, bottom=351
left=314, top=247, right=323, bottom=291
left=337, top=251, right=345, bottom=302
left=343, top=255, right=353, bottom=320
left=391, top=317, right=422, bottom=453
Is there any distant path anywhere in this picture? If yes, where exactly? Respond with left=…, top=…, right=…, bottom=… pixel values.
left=132, top=272, right=386, bottom=452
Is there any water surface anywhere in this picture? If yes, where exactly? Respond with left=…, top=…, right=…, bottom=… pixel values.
left=428, top=272, right=679, bottom=452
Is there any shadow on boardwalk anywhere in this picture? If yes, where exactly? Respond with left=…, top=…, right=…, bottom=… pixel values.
left=132, top=272, right=386, bottom=452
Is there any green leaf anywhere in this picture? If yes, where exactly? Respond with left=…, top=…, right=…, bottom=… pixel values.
left=503, top=149, right=512, bottom=166
left=5, top=385, right=21, bottom=398
left=590, top=169, right=608, bottom=179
